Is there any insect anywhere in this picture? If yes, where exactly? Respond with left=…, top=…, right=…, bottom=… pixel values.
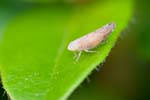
left=67, top=22, right=116, bottom=62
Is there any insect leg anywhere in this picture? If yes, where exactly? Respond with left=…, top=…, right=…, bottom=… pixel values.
left=101, top=40, right=108, bottom=45
left=84, top=49, right=96, bottom=53
left=73, top=52, right=78, bottom=59
left=75, top=51, right=82, bottom=62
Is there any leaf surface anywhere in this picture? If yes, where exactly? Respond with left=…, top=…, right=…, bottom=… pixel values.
left=0, top=1, right=133, bottom=100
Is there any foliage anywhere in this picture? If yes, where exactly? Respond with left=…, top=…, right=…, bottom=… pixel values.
left=0, top=0, right=133, bottom=100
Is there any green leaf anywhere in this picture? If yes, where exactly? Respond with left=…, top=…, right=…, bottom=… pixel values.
left=0, top=1, right=133, bottom=100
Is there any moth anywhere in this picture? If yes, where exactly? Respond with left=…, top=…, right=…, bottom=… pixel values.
left=67, top=22, right=116, bottom=62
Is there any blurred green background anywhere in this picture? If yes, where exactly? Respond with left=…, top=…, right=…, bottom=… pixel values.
left=0, top=0, right=149, bottom=100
